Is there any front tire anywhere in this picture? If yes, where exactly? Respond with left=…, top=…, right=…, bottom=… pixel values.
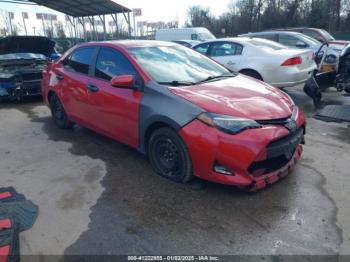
left=49, top=94, right=73, bottom=129
left=148, top=127, right=193, bottom=183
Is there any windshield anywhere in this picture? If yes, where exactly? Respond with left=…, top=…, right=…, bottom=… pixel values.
left=320, top=29, right=335, bottom=41
left=128, top=45, right=231, bottom=84
left=199, top=32, right=216, bottom=41
left=250, top=38, right=286, bottom=50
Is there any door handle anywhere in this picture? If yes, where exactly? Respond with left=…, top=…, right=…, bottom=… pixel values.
left=86, top=83, right=99, bottom=93
left=56, top=74, right=64, bottom=81
left=227, top=61, right=235, bottom=66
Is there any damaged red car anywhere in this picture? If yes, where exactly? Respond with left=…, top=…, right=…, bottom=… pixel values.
left=41, top=41, right=306, bottom=191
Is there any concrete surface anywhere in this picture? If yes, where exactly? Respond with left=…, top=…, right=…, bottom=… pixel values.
left=0, top=86, right=349, bottom=259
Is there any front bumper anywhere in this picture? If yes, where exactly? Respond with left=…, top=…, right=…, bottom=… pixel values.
left=0, top=77, right=42, bottom=100
left=179, top=109, right=305, bottom=191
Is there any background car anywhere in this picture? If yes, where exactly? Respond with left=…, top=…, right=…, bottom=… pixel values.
left=193, top=37, right=316, bottom=88
left=41, top=40, right=305, bottom=191
left=239, top=31, right=339, bottom=72
left=155, top=27, right=216, bottom=41
left=271, top=27, right=350, bottom=53
left=172, top=40, right=201, bottom=48
left=0, top=36, right=59, bottom=101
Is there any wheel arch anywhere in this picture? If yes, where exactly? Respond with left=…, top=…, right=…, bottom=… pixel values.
left=239, top=68, right=264, bottom=81
left=140, top=116, right=183, bottom=155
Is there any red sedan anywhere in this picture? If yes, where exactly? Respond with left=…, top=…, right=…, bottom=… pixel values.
left=41, top=41, right=305, bottom=191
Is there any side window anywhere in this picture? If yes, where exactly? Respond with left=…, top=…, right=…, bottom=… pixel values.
left=191, top=33, right=199, bottom=40
left=209, top=42, right=243, bottom=57
left=95, top=48, right=138, bottom=82
left=194, top=43, right=210, bottom=55
left=278, top=34, right=300, bottom=47
left=65, top=47, right=95, bottom=75
left=302, top=30, right=321, bottom=41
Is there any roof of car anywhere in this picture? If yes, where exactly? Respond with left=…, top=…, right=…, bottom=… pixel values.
left=271, top=27, right=321, bottom=31
left=192, top=37, right=287, bottom=49
left=241, top=31, right=303, bottom=36
left=196, top=37, right=269, bottom=44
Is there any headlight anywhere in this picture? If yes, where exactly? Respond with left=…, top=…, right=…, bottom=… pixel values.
left=197, top=113, right=261, bottom=135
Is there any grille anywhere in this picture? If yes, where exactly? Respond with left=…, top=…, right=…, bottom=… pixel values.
left=21, top=72, right=42, bottom=81
left=248, top=127, right=304, bottom=176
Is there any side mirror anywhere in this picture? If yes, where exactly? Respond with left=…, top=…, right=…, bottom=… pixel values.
left=296, top=41, right=308, bottom=48
left=110, top=75, right=135, bottom=89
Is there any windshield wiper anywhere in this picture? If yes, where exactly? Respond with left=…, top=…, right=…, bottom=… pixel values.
left=158, top=80, right=195, bottom=86
left=195, top=73, right=237, bottom=84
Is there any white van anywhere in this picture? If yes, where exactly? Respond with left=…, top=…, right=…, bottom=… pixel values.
left=155, top=27, right=216, bottom=42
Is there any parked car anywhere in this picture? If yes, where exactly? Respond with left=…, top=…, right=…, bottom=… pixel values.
left=155, top=27, right=216, bottom=42
left=239, top=31, right=339, bottom=72
left=271, top=27, right=350, bottom=53
left=172, top=40, right=201, bottom=48
left=0, top=36, right=59, bottom=101
left=42, top=40, right=306, bottom=191
left=193, top=37, right=316, bottom=88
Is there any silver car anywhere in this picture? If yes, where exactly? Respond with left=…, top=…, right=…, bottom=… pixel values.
left=239, top=31, right=339, bottom=67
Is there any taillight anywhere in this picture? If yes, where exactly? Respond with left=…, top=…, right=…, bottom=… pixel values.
left=281, top=56, right=302, bottom=66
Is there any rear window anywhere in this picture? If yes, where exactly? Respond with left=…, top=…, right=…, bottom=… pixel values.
left=249, top=39, right=286, bottom=50
left=255, top=34, right=276, bottom=41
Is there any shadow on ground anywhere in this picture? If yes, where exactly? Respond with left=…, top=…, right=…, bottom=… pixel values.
left=5, top=92, right=342, bottom=256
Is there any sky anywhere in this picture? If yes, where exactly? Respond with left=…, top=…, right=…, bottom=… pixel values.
left=0, top=0, right=234, bottom=36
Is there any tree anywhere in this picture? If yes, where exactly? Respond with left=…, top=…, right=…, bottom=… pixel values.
left=186, top=0, right=350, bottom=37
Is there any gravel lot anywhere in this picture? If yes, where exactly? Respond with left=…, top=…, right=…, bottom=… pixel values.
left=0, top=85, right=349, bottom=260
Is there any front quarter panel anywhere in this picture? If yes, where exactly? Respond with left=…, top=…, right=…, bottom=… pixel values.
left=138, top=81, right=204, bottom=153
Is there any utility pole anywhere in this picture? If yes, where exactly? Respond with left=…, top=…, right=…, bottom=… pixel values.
left=22, top=12, right=28, bottom=35
left=8, top=12, right=13, bottom=35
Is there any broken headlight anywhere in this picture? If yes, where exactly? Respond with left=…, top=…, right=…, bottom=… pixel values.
left=197, top=113, right=262, bottom=135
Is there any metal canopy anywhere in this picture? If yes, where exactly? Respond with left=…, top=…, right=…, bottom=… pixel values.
left=30, top=0, right=131, bottom=17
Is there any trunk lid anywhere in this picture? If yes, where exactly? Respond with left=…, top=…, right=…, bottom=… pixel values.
left=276, top=49, right=315, bottom=70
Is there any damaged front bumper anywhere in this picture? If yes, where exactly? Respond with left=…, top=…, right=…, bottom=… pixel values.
left=0, top=72, right=42, bottom=101
left=179, top=109, right=306, bottom=191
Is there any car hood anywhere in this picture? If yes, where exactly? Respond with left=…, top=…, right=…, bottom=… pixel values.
left=169, top=75, right=294, bottom=120
left=0, top=36, right=55, bottom=57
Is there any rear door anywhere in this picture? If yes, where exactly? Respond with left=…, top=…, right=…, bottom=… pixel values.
left=86, top=47, right=142, bottom=148
left=55, top=46, right=99, bottom=126
left=207, top=41, right=243, bottom=71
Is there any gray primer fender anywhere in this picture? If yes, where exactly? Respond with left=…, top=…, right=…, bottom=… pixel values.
left=138, top=81, right=204, bottom=154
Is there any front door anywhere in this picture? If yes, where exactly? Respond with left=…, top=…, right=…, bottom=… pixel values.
left=85, top=47, right=142, bottom=148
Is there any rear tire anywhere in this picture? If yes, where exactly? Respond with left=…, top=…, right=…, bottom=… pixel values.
left=49, top=94, right=73, bottom=129
left=148, top=127, right=193, bottom=183
left=240, top=70, right=263, bottom=81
